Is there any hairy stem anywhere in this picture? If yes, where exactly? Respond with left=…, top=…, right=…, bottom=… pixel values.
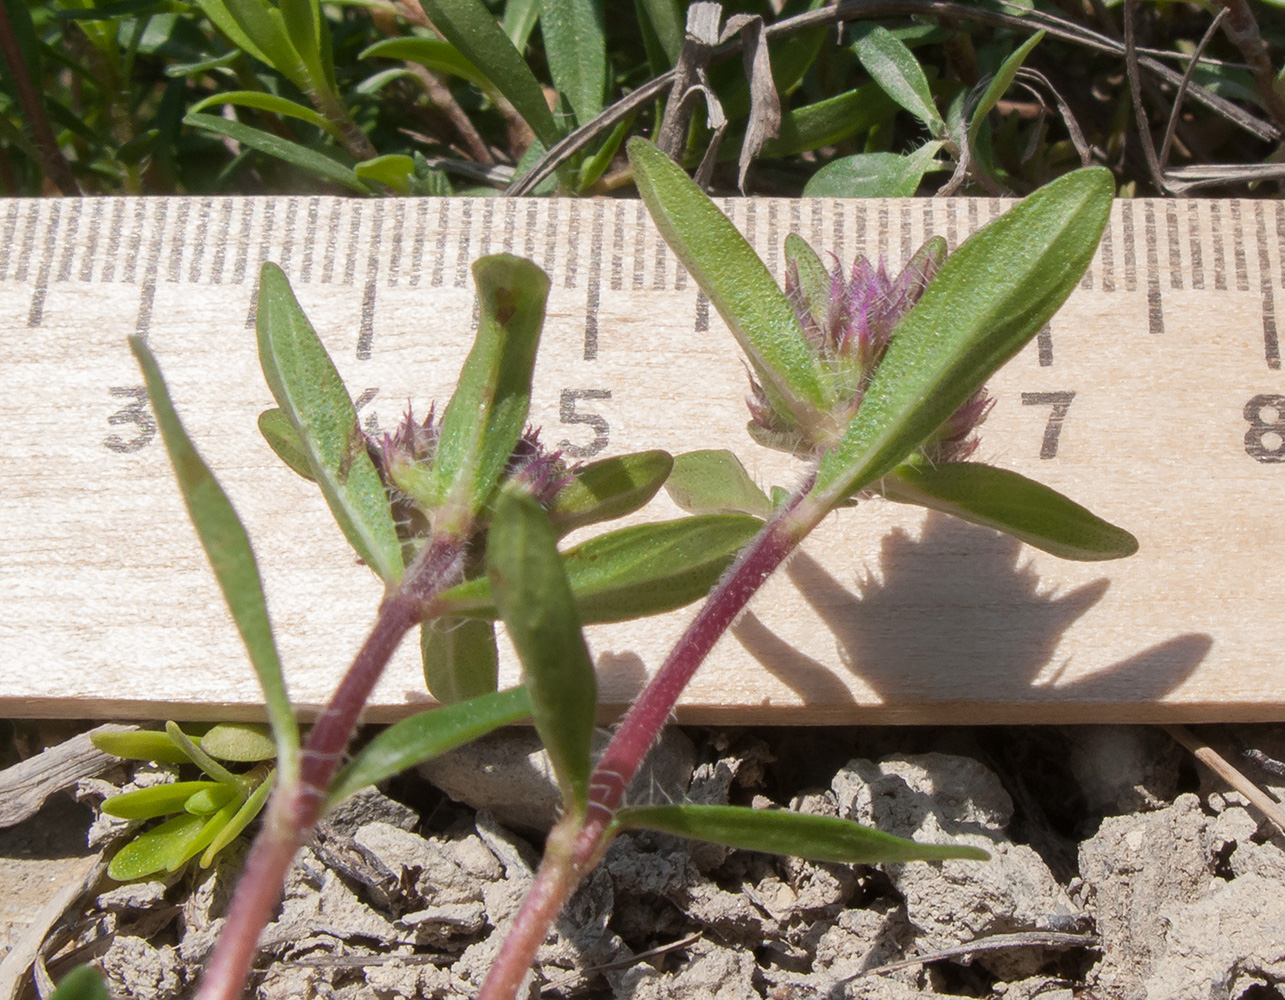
left=478, top=480, right=825, bottom=1000
left=195, top=535, right=464, bottom=1000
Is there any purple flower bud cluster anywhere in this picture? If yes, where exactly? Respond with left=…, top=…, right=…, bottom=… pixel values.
left=750, top=236, right=991, bottom=465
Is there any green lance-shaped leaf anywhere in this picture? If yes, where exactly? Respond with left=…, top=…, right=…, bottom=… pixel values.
left=421, top=255, right=549, bottom=530
left=49, top=965, right=110, bottom=1000
left=757, top=83, right=898, bottom=160
left=130, top=339, right=300, bottom=781
left=421, top=615, right=499, bottom=704
left=415, top=0, right=562, bottom=147
left=487, top=490, right=596, bottom=814
left=545, top=450, right=673, bottom=537
left=968, top=30, right=1045, bottom=148
left=614, top=805, right=990, bottom=865
left=255, top=262, right=403, bottom=583
left=665, top=450, right=772, bottom=518
left=438, top=514, right=763, bottom=624
left=200, top=769, right=275, bottom=866
left=102, top=781, right=228, bottom=820
left=258, top=408, right=314, bottom=481
left=628, top=138, right=831, bottom=439
left=882, top=461, right=1138, bottom=561
left=853, top=24, right=945, bottom=138
left=802, top=142, right=943, bottom=199
left=327, top=686, right=531, bottom=805
left=811, top=167, right=1113, bottom=509
left=540, top=0, right=606, bottom=128
left=200, top=721, right=277, bottom=761
left=91, top=729, right=194, bottom=765
left=360, top=37, right=497, bottom=98
left=354, top=153, right=416, bottom=194
left=634, top=0, right=683, bottom=67
left=185, top=114, right=371, bottom=194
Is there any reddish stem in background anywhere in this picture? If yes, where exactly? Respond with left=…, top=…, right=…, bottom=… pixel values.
left=195, top=536, right=463, bottom=1000
left=478, top=480, right=825, bottom=1000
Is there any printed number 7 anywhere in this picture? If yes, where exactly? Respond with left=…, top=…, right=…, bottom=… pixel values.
left=1021, top=391, right=1075, bottom=459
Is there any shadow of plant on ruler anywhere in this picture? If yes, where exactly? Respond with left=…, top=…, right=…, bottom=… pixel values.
left=734, top=513, right=1209, bottom=710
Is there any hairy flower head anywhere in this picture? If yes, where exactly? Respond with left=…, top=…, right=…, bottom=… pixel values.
left=748, top=235, right=991, bottom=465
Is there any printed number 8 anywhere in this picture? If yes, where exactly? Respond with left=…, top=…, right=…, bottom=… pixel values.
left=1244, top=394, right=1285, bottom=463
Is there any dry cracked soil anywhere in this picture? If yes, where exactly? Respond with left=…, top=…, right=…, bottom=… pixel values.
left=2, top=721, right=1284, bottom=1000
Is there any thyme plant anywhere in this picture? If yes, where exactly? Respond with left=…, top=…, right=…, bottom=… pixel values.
left=64, top=140, right=1132, bottom=1000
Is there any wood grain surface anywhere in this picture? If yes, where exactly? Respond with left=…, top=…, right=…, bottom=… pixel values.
left=1, top=195, right=1281, bottom=723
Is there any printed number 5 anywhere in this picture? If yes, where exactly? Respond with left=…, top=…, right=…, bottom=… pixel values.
left=559, top=388, right=611, bottom=458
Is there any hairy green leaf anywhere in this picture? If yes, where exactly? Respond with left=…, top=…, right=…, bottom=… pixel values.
left=328, top=686, right=531, bottom=804
left=853, top=25, right=944, bottom=137
left=255, top=262, right=403, bottom=582
left=883, top=461, right=1138, bottom=561
left=802, top=142, right=943, bottom=198
left=488, top=490, right=595, bottom=813
left=614, top=805, right=990, bottom=864
left=757, top=83, right=897, bottom=159
left=968, top=30, right=1045, bottom=147
left=541, top=0, right=606, bottom=128
left=423, top=255, right=549, bottom=528
left=665, top=450, right=771, bottom=518
left=628, top=138, right=830, bottom=437
left=130, top=339, right=299, bottom=778
left=438, top=515, right=762, bottom=623
left=812, top=167, right=1113, bottom=508
left=546, top=450, right=672, bottom=536
left=258, top=407, right=315, bottom=481
left=415, top=0, right=562, bottom=147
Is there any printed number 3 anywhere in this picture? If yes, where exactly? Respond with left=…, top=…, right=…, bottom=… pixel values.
left=105, top=386, right=156, bottom=453
left=559, top=388, right=611, bottom=458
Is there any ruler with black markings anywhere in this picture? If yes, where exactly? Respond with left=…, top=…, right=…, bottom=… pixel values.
left=1, top=195, right=1281, bottom=724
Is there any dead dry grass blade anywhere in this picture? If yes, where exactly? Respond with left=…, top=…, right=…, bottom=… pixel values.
left=1159, top=7, right=1228, bottom=173
left=1123, top=0, right=1167, bottom=194
left=1164, top=724, right=1285, bottom=837
left=835, top=930, right=1099, bottom=984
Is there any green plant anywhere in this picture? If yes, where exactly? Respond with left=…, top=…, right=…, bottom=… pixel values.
left=64, top=138, right=1132, bottom=1000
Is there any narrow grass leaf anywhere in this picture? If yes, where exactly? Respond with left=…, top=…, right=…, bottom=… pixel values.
left=854, top=25, right=944, bottom=136
left=188, top=0, right=272, bottom=64
left=255, top=262, right=403, bottom=582
left=200, top=722, right=277, bottom=761
left=803, top=142, right=942, bottom=198
left=968, top=30, right=1045, bottom=147
left=488, top=490, right=595, bottom=813
left=258, top=407, right=315, bottom=481
left=811, top=167, right=1113, bottom=508
left=421, top=615, right=499, bottom=703
left=883, top=462, right=1138, bottom=561
left=426, top=255, right=549, bottom=524
left=628, top=138, right=829, bottom=434
left=91, top=730, right=194, bottom=765
left=614, top=805, right=990, bottom=864
left=577, top=113, right=633, bottom=192
left=184, top=113, right=370, bottom=193
left=328, top=686, right=530, bottom=804
left=665, top=450, right=772, bottom=518
left=188, top=91, right=346, bottom=142
left=634, top=0, right=683, bottom=66
left=416, top=0, right=562, bottom=147
left=130, top=339, right=299, bottom=778
left=360, top=37, right=496, bottom=97
left=540, top=0, right=606, bottom=128
left=438, top=514, right=762, bottom=623
left=502, top=0, right=539, bottom=51
left=102, top=781, right=226, bottom=820
left=546, top=449, right=672, bottom=536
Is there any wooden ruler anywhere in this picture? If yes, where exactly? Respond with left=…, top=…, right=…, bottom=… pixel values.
left=1, top=195, right=1282, bottom=724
